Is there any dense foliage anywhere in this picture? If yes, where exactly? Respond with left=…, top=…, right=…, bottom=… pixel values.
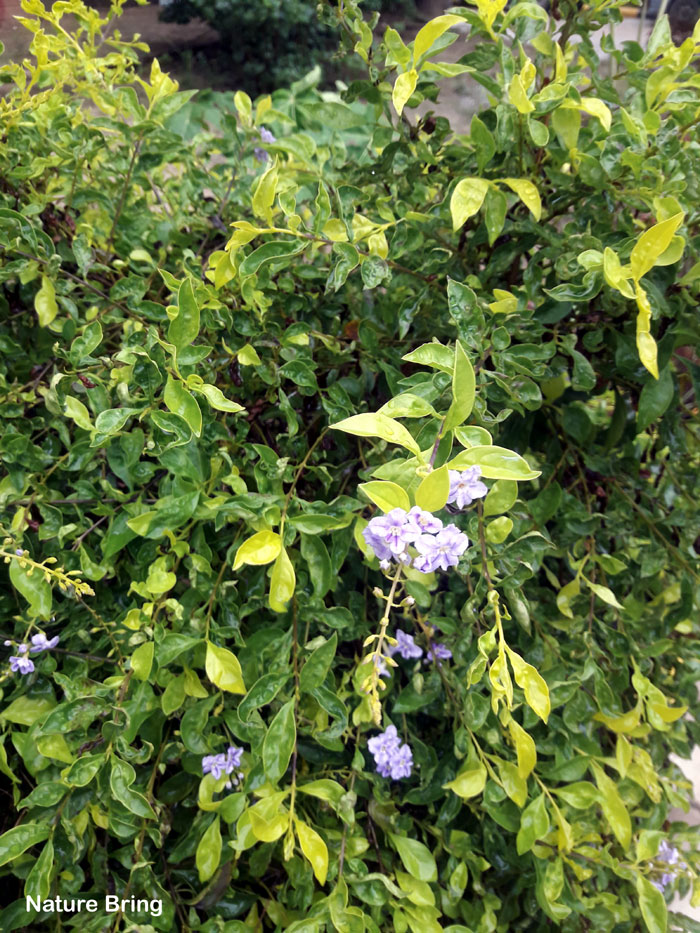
left=158, top=0, right=415, bottom=93
left=1, top=0, right=700, bottom=931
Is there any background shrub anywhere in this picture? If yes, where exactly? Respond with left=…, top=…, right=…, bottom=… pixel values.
left=0, top=0, right=699, bottom=931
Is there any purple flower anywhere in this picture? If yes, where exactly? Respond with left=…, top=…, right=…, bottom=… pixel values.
left=387, top=630, right=423, bottom=660
left=202, top=744, right=245, bottom=788
left=254, top=127, right=276, bottom=163
left=448, top=467, right=488, bottom=510
left=10, top=649, right=34, bottom=674
left=406, top=506, right=443, bottom=534
left=414, top=523, right=469, bottom=572
left=367, top=724, right=413, bottom=780
left=425, top=642, right=452, bottom=666
left=658, top=840, right=680, bottom=865
left=29, top=633, right=59, bottom=653
left=374, top=655, right=390, bottom=678
left=363, top=509, right=416, bottom=560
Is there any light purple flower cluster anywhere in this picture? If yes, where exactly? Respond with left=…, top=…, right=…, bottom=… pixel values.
left=202, top=745, right=245, bottom=789
left=652, top=840, right=684, bottom=892
left=368, top=725, right=413, bottom=780
left=5, top=633, right=60, bottom=675
left=448, top=466, right=488, bottom=510
left=363, top=507, right=469, bottom=573
left=254, top=126, right=276, bottom=163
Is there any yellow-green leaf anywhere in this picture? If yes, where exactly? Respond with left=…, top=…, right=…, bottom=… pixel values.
left=193, top=383, right=245, bottom=413
left=163, top=375, right=202, bottom=437
left=444, top=340, right=476, bottom=431
left=586, top=580, right=623, bottom=609
left=393, top=69, right=418, bottom=115
left=444, top=762, right=487, bottom=798
left=295, top=819, right=328, bottom=885
left=630, top=213, right=684, bottom=282
left=556, top=576, right=580, bottom=619
left=508, top=718, right=536, bottom=779
left=252, top=157, right=279, bottom=225
left=450, top=178, right=490, bottom=231
left=64, top=396, right=93, bottom=431
left=501, top=178, right=541, bottom=221
left=579, top=96, right=612, bottom=131
left=506, top=647, right=550, bottom=723
left=488, top=288, right=518, bottom=314
left=413, top=14, right=461, bottom=62
left=205, top=642, right=246, bottom=694
left=196, top=815, right=221, bottom=882
left=237, top=344, right=261, bottom=366
left=331, top=412, right=420, bottom=455
left=636, top=874, right=668, bottom=933
left=130, top=642, right=154, bottom=681
left=415, top=465, right=449, bottom=512
left=35, top=276, right=58, bottom=327
left=591, top=764, right=631, bottom=849
left=233, top=530, right=282, bottom=570
left=508, top=74, right=534, bottom=113
left=269, top=546, right=295, bottom=613
left=359, top=480, right=411, bottom=513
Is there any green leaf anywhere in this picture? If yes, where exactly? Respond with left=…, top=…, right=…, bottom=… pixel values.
left=450, top=178, right=490, bottom=231
left=553, top=782, right=599, bottom=809
left=205, top=642, right=246, bottom=694
left=359, top=480, right=411, bottom=513
left=238, top=672, right=289, bottom=721
left=443, top=340, right=476, bottom=431
left=300, top=634, right=337, bottom=693
left=630, top=213, right=684, bottom=281
left=233, top=530, right=282, bottom=570
left=63, top=753, right=104, bottom=787
left=109, top=758, right=156, bottom=819
left=9, top=559, right=52, bottom=620
left=295, top=818, right=328, bottom=885
left=193, top=383, right=245, bottom=413
left=443, top=763, right=487, bottom=799
left=163, top=375, right=202, bottom=437
left=0, top=696, right=55, bottom=726
left=331, top=413, right=420, bottom=455
left=483, top=479, right=517, bottom=517
left=516, top=793, right=549, bottom=855
left=196, top=815, right=222, bottom=883
left=240, top=240, right=307, bottom=278
left=415, top=465, right=449, bottom=512
left=591, top=764, right=631, bottom=849
left=24, top=837, right=53, bottom=902
left=0, top=823, right=49, bottom=868
left=94, top=407, right=139, bottom=436
left=297, top=779, right=345, bottom=808
left=637, top=366, right=674, bottom=431
left=34, top=276, right=58, bottom=327
left=635, top=873, right=668, bottom=933
left=130, top=642, right=154, bottom=681
left=168, top=278, right=200, bottom=353
left=447, top=445, right=540, bottom=480
left=269, top=545, right=295, bottom=613
left=393, top=69, right=418, bottom=115
left=390, top=834, right=438, bottom=882
left=300, top=534, right=332, bottom=599
left=263, top=699, right=296, bottom=784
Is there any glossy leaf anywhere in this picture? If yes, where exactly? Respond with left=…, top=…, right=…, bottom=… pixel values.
left=263, top=699, right=296, bottom=784
left=205, top=642, right=246, bottom=694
